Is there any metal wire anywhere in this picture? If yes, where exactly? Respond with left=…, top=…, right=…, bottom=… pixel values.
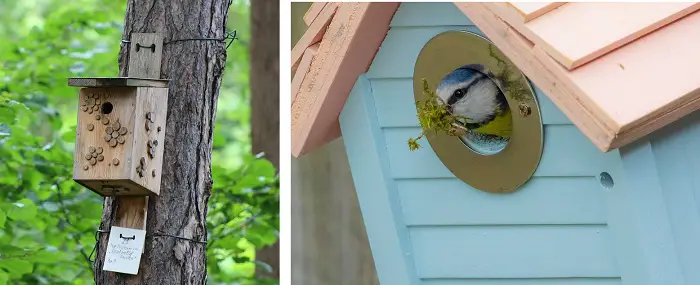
left=120, top=30, right=238, bottom=49
left=89, top=229, right=207, bottom=263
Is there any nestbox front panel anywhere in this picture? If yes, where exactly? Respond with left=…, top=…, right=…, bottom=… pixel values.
left=72, top=86, right=168, bottom=196
left=339, top=3, right=641, bottom=284
left=73, top=87, right=138, bottom=194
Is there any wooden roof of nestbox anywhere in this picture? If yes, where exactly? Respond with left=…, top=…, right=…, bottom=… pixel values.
left=291, top=2, right=700, bottom=157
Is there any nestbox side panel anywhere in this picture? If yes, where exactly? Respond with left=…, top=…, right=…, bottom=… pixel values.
left=73, top=87, right=137, bottom=191
left=128, top=87, right=168, bottom=195
left=339, top=2, right=655, bottom=284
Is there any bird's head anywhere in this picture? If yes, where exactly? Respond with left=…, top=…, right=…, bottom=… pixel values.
left=436, top=64, right=508, bottom=127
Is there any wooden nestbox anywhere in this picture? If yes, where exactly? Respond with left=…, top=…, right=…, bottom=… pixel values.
left=68, top=77, right=169, bottom=196
left=293, top=3, right=700, bottom=285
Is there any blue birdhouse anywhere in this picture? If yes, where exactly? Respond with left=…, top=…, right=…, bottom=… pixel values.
left=292, top=2, right=700, bottom=285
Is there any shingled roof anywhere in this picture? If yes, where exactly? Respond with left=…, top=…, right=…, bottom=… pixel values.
left=291, top=2, right=700, bottom=157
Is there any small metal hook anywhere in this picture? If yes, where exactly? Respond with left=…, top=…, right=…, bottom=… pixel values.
left=135, top=43, right=156, bottom=53
left=119, top=234, right=136, bottom=240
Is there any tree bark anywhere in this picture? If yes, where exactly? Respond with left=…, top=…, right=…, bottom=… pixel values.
left=94, top=0, right=231, bottom=284
left=251, top=0, right=280, bottom=280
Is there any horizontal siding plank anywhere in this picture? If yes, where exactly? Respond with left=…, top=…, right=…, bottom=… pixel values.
left=422, top=278, right=620, bottom=285
left=391, top=2, right=473, bottom=27
left=410, top=225, right=619, bottom=278
left=398, top=177, right=607, bottom=226
left=384, top=125, right=619, bottom=178
left=367, top=26, right=481, bottom=79
left=371, top=78, right=571, bottom=127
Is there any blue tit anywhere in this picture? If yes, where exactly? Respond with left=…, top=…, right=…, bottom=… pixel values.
left=436, top=64, right=512, bottom=138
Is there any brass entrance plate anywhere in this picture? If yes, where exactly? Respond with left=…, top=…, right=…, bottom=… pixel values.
left=413, top=30, right=543, bottom=193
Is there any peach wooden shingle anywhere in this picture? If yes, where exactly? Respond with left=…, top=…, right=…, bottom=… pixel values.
left=291, top=2, right=700, bottom=156
left=506, top=2, right=565, bottom=22
left=457, top=3, right=615, bottom=150
left=462, top=2, right=700, bottom=151
left=291, top=3, right=338, bottom=73
left=291, top=2, right=400, bottom=157
left=524, top=2, right=700, bottom=69
left=292, top=44, right=319, bottom=102
left=303, top=3, right=328, bottom=26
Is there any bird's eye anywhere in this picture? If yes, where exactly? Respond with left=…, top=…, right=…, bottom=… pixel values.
left=453, top=89, right=465, bottom=99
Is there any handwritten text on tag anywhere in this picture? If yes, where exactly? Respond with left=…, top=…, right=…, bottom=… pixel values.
left=103, top=226, right=146, bottom=275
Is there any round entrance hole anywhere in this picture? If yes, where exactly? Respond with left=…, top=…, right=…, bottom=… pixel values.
left=460, top=131, right=510, bottom=155
left=101, top=102, right=113, bottom=114
left=436, top=67, right=513, bottom=155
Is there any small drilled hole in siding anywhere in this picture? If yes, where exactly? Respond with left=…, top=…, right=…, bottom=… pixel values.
left=599, top=172, right=614, bottom=189
left=101, top=102, right=113, bottom=115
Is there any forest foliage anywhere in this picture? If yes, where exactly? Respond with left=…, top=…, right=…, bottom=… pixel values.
left=0, top=0, right=278, bottom=284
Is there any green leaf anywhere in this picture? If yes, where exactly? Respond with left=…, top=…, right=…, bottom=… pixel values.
left=0, top=259, right=32, bottom=278
left=7, top=199, right=38, bottom=222
left=0, top=271, right=8, bottom=285
left=0, top=209, right=5, bottom=228
left=60, top=129, right=75, bottom=142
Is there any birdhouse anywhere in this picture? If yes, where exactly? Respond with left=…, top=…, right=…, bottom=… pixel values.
left=68, top=77, right=169, bottom=196
left=292, top=2, right=700, bottom=284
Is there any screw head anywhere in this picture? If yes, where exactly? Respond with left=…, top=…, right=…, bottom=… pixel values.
left=518, top=103, right=531, bottom=117
left=112, top=158, right=120, bottom=166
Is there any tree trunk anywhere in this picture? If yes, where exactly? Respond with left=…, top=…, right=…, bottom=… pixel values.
left=251, top=0, right=280, bottom=280
left=94, top=0, right=231, bottom=284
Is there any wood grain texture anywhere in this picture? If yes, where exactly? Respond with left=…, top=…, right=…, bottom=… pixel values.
left=526, top=2, right=700, bottom=69
left=94, top=0, right=230, bottom=284
left=303, top=2, right=328, bottom=26
left=128, top=87, right=168, bottom=195
left=73, top=87, right=141, bottom=195
left=71, top=86, right=168, bottom=197
left=291, top=44, right=319, bottom=102
left=116, top=197, right=149, bottom=230
left=127, top=33, right=164, bottom=78
left=530, top=8, right=700, bottom=145
left=506, top=2, right=565, bottom=22
left=68, top=77, right=169, bottom=88
left=291, top=5, right=379, bottom=283
left=291, top=2, right=338, bottom=72
left=292, top=2, right=399, bottom=157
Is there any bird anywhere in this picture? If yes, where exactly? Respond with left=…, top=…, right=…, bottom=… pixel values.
left=435, top=64, right=512, bottom=138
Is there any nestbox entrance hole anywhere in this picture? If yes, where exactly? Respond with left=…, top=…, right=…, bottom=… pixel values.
left=439, top=67, right=513, bottom=155
left=101, top=102, right=114, bottom=114
left=413, top=30, right=544, bottom=194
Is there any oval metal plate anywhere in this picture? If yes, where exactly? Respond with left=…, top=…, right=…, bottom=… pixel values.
left=413, top=30, right=544, bottom=193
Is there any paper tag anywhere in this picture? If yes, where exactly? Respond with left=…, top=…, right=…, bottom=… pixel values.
left=102, top=226, right=147, bottom=275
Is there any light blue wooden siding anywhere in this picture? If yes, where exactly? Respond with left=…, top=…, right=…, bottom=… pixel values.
left=339, top=3, right=654, bottom=285
left=617, top=110, right=700, bottom=285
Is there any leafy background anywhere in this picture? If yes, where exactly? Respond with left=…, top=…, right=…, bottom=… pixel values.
left=0, top=0, right=279, bottom=284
